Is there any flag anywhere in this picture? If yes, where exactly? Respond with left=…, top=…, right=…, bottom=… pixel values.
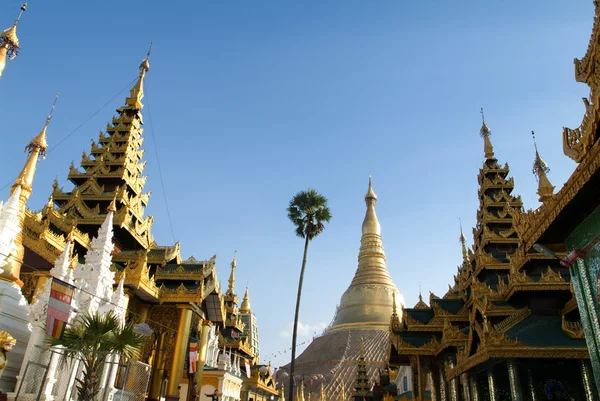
left=46, top=278, right=75, bottom=339
left=245, top=359, right=251, bottom=378
left=189, top=337, right=199, bottom=374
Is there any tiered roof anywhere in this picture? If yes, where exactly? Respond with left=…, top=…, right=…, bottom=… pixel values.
left=352, top=339, right=374, bottom=401
left=219, top=254, right=255, bottom=359
left=388, top=115, right=588, bottom=393
left=19, top=55, right=225, bottom=312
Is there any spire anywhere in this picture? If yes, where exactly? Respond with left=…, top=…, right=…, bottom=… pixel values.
left=0, top=3, right=26, bottom=79
left=531, top=131, right=555, bottom=203
left=320, top=382, right=326, bottom=401
left=50, top=237, right=73, bottom=282
left=330, top=175, right=403, bottom=331
left=227, top=250, right=236, bottom=296
left=125, top=42, right=152, bottom=110
left=480, top=108, right=494, bottom=159
left=12, top=93, right=59, bottom=208
left=362, top=174, right=380, bottom=235
left=51, top=52, right=155, bottom=250
left=240, top=286, right=252, bottom=313
left=459, top=218, right=468, bottom=263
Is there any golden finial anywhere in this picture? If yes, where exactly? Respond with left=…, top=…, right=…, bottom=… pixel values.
left=0, top=3, right=27, bottom=79
left=107, top=191, right=118, bottom=213
left=26, top=93, right=59, bottom=158
left=365, top=172, right=377, bottom=201
left=531, top=131, right=554, bottom=202
left=360, top=336, right=365, bottom=358
left=459, top=218, right=468, bottom=262
left=227, top=250, right=236, bottom=295
left=531, top=130, right=550, bottom=177
left=479, top=108, right=494, bottom=158
left=66, top=230, right=74, bottom=243
left=125, top=42, right=152, bottom=109
left=240, top=286, right=252, bottom=313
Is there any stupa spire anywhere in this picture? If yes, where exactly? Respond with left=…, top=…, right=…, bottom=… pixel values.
left=531, top=130, right=555, bottom=203
left=362, top=174, right=380, bottom=235
left=480, top=108, right=494, bottom=159
left=3, top=94, right=58, bottom=284
left=125, top=42, right=151, bottom=110
left=329, top=176, right=403, bottom=331
left=12, top=93, right=59, bottom=208
left=0, top=3, right=26, bottom=79
left=240, top=285, right=252, bottom=313
left=227, top=250, right=236, bottom=296
left=459, top=218, right=468, bottom=263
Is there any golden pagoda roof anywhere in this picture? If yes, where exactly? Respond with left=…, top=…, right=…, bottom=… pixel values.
left=329, top=177, right=402, bottom=331
left=240, top=286, right=252, bottom=313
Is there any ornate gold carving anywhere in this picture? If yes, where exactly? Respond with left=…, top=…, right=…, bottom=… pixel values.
left=159, top=282, right=203, bottom=304
left=562, top=315, right=585, bottom=339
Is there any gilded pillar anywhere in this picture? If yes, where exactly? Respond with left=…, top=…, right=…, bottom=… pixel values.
left=447, top=358, right=459, bottom=401
left=487, top=369, right=498, bottom=401
left=166, top=305, right=193, bottom=401
left=429, top=365, right=440, bottom=401
left=32, top=272, right=50, bottom=301
left=527, top=369, right=537, bottom=401
left=580, top=359, right=599, bottom=401
left=507, top=359, right=523, bottom=401
left=469, top=373, right=480, bottom=401
left=194, top=320, right=213, bottom=391
left=417, top=356, right=428, bottom=401
left=148, top=331, right=168, bottom=401
left=439, top=365, right=448, bottom=401
left=137, top=304, right=151, bottom=323
left=461, top=372, right=471, bottom=401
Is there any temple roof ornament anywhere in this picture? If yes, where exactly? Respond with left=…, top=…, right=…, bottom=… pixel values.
left=125, top=42, right=152, bottom=110
left=362, top=174, right=379, bottom=235
left=0, top=3, right=26, bottom=79
left=13, top=93, right=59, bottom=201
left=531, top=131, right=555, bottom=203
left=226, top=250, right=236, bottom=296
left=479, top=108, right=494, bottom=159
left=240, top=286, right=251, bottom=313
left=459, top=218, right=468, bottom=264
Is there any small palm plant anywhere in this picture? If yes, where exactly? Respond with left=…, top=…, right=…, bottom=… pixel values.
left=47, top=312, right=147, bottom=401
left=287, top=189, right=331, bottom=401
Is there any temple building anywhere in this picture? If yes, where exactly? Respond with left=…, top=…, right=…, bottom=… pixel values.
left=277, top=178, right=406, bottom=400
left=384, top=2, right=600, bottom=398
left=386, top=112, right=597, bottom=399
left=0, top=10, right=284, bottom=398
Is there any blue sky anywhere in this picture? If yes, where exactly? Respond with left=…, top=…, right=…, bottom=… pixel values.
left=0, top=1, right=594, bottom=367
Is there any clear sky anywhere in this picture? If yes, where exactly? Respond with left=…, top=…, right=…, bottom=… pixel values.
left=0, top=1, right=594, bottom=368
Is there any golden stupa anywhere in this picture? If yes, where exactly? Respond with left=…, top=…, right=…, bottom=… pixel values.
left=278, top=177, right=404, bottom=400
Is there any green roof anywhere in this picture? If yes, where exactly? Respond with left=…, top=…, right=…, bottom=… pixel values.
left=433, top=299, right=464, bottom=314
left=406, top=309, right=435, bottom=324
left=506, top=316, right=586, bottom=347
left=161, top=263, right=204, bottom=272
left=398, top=332, right=441, bottom=347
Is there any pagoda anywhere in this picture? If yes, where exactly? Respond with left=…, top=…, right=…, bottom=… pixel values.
left=352, top=339, right=374, bottom=401
left=387, top=114, right=594, bottom=400
left=278, top=178, right=405, bottom=400
left=5, top=49, right=232, bottom=400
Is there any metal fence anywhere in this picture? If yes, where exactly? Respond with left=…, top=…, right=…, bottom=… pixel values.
left=15, top=346, right=152, bottom=401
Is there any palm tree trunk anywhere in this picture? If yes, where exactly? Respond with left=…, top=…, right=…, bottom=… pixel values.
left=289, top=235, right=310, bottom=401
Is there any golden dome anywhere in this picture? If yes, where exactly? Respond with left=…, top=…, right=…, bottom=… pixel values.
left=329, top=177, right=403, bottom=332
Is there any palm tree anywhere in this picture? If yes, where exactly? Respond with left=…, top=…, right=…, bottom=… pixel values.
left=287, top=189, right=332, bottom=401
left=47, top=311, right=148, bottom=401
